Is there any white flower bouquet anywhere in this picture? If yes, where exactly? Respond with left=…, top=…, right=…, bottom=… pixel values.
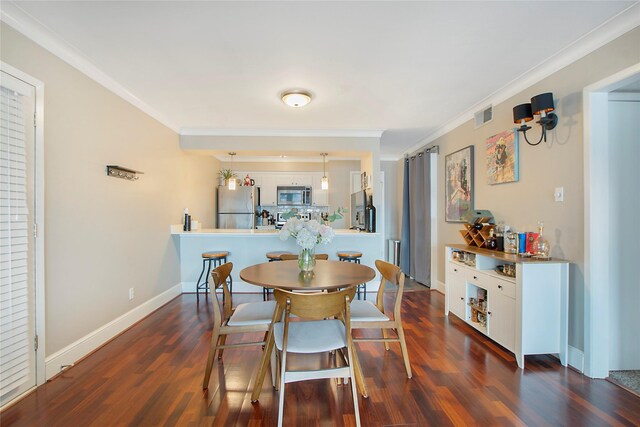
left=279, top=218, right=334, bottom=271
left=279, top=218, right=334, bottom=248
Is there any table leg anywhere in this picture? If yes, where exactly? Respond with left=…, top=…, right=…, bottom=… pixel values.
left=251, top=304, right=283, bottom=402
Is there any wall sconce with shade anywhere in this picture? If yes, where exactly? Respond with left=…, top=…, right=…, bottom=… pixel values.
left=320, top=153, right=328, bottom=190
left=513, top=92, right=559, bottom=146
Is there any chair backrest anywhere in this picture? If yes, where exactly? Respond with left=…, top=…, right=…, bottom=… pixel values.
left=211, top=262, right=233, bottom=321
left=374, top=259, right=405, bottom=320
left=279, top=253, right=329, bottom=261
left=273, top=287, right=356, bottom=321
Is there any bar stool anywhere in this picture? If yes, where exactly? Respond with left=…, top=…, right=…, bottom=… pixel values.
left=196, top=251, right=231, bottom=302
left=337, top=251, right=366, bottom=300
left=263, top=251, right=292, bottom=300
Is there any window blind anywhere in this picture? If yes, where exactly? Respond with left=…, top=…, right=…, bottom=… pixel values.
left=0, top=85, right=33, bottom=401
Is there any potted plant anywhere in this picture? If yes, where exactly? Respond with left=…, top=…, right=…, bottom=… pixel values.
left=218, top=168, right=237, bottom=186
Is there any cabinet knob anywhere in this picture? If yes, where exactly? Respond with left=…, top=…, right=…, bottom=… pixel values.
left=473, top=275, right=478, bottom=280
left=460, top=297, right=464, bottom=300
left=498, top=285, right=503, bottom=289
left=487, top=311, right=492, bottom=315
left=454, top=268, right=458, bottom=272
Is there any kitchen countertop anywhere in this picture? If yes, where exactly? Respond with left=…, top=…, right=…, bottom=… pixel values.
left=170, top=225, right=378, bottom=236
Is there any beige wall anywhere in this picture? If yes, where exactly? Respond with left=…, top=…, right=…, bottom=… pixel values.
left=0, top=23, right=217, bottom=356
left=411, top=27, right=640, bottom=351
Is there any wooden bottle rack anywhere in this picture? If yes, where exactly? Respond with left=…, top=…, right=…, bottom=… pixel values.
left=459, top=223, right=495, bottom=248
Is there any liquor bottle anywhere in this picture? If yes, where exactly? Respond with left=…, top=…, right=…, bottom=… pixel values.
left=487, top=229, right=497, bottom=250
left=365, top=197, right=376, bottom=233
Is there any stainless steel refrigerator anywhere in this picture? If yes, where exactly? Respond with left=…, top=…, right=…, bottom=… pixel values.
left=217, top=186, right=257, bottom=229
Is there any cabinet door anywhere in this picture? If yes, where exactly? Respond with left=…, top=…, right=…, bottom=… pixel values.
left=488, top=281, right=516, bottom=352
left=312, top=174, right=329, bottom=206
left=446, top=263, right=466, bottom=319
left=260, top=175, right=278, bottom=206
left=295, top=174, right=312, bottom=186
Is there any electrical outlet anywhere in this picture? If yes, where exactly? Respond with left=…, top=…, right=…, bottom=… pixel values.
left=554, top=187, right=564, bottom=202
left=128, top=288, right=135, bottom=300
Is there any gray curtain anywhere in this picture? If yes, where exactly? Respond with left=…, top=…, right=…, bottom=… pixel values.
left=400, top=151, right=432, bottom=285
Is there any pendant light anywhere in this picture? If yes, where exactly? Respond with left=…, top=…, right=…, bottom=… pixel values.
left=228, top=152, right=236, bottom=190
left=321, top=153, right=329, bottom=190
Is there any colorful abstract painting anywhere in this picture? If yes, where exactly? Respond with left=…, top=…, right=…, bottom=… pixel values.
left=486, top=129, right=519, bottom=185
left=445, top=145, right=474, bottom=222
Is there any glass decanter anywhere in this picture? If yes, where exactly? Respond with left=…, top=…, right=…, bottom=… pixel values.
left=533, top=221, right=550, bottom=258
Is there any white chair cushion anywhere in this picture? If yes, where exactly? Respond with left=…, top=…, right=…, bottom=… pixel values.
left=350, top=300, right=389, bottom=322
left=227, top=300, right=276, bottom=326
left=274, top=319, right=347, bottom=353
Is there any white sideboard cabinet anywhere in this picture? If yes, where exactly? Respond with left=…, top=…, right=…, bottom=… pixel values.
left=445, top=245, right=569, bottom=369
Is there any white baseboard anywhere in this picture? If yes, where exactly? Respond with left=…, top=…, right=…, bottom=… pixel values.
left=45, top=283, right=182, bottom=380
left=568, top=345, right=584, bottom=373
left=431, top=279, right=445, bottom=294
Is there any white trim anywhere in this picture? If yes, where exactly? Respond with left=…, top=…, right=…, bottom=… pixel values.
left=0, top=61, right=46, bottom=388
left=0, top=3, right=179, bottom=132
left=583, top=62, right=640, bottom=379
left=181, top=128, right=383, bottom=138
left=403, top=4, right=640, bottom=157
left=568, top=346, right=585, bottom=373
left=608, top=92, right=640, bottom=102
left=431, top=279, right=445, bottom=295
left=44, top=284, right=182, bottom=380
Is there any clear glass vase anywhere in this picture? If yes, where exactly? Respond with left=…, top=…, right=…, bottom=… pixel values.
left=298, top=247, right=316, bottom=272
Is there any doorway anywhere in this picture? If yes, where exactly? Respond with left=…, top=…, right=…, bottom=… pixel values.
left=0, top=63, right=45, bottom=408
left=583, top=63, right=640, bottom=382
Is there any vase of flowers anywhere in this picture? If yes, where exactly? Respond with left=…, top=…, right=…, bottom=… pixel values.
left=279, top=218, right=334, bottom=272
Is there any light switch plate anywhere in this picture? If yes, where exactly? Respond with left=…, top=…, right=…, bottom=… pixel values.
left=554, top=187, right=564, bottom=202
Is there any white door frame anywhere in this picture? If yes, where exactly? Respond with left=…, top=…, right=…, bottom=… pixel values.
left=0, top=62, right=46, bottom=395
left=583, top=62, right=640, bottom=378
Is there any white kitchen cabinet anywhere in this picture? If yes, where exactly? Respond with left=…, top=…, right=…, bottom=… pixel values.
left=276, top=175, right=312, bottom=186
left=259, top=175, right=278, bottom=206
left=445, top=245, right=568, bottom=369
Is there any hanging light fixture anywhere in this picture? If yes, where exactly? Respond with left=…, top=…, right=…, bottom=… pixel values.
left=321, top=153, right=329, bottom=190
left=281, top=90, right=312, bottom=107
left=228, top=152, right=236, bottom=190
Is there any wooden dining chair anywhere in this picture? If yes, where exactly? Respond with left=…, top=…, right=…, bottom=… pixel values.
left=271, top=287, right=361, bottom=427
left=279, top=253, right=329, bottom=260
left=350, top=260, right=412, bottom=396
left=202, top=262, right=277, bottom=390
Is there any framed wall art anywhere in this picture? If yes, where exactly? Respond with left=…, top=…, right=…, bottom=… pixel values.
left=445, top=145, right=474, bottom=222
left=486, top=128, right=519, bottom=185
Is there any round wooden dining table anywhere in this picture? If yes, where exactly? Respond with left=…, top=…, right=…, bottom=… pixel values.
left=240, top=259, right=376, bottom=292
left=241, top=259, right=376, bottom=402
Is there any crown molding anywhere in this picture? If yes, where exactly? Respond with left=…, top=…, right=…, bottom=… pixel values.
left=0, top=2, right=180, bottom=133
left=402, top=3, right=640, bottom=157
left=180, top=128, right=383, bottom=138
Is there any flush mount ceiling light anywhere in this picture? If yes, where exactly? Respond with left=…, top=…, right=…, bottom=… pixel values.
left=281, top=91, right=312, bottom=108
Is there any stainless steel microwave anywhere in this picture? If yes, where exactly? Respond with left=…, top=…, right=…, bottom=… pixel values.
left=277, top=186, right=312, bottom=206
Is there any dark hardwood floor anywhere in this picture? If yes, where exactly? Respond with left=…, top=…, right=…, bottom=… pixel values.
left=2, top=289, right=640, bottom=426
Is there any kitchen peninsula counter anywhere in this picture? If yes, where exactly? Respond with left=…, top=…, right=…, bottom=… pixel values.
left=171, top=225, right=384, bottom=293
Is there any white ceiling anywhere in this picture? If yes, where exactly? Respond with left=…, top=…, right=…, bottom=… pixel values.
left=3, top=1, right=639, bottom=159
